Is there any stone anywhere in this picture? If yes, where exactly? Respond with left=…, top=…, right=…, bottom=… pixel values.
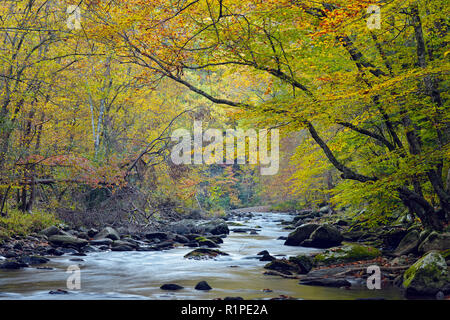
left=418, top=232, right=450, bottom=254
left=145, top=232, right=169, bottom=241
left=288, top=255, right=314, bottom=274
left=302, top=224, right=342, bottom=248
left=48, top=235, right=88, bottom=248
left=403, top=251, right=449, bottom=297
left=94, top=227, right=120, bottom=241
left=184, top=248, right=229, bottom=260
left=394, top=230, right=420, bottom=256
left=313, top=244, right=381, bottom=266
left=39, top=226, right=65, bottom=237
left=90, top=238, right=113, bottom=246
left=195, top=281, right=212, bottom=290
left=160, top=284, right=184, bottom=290
left=299, top=278, right=351, bottom=288
left=17, top=255, right=49, bottom=265
left=0, top=260, right=28, bottom=269
left=264, top=259, right=299, bottom=274
left=284, top=224, right=320, bottom=246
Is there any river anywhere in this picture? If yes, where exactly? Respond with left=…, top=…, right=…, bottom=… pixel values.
left=0, top=212, right=403, bottom=299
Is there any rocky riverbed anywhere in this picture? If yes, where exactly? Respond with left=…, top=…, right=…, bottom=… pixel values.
left=0, top=208, right=448, bottom=300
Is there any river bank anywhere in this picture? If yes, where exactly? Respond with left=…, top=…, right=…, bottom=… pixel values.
left=0, top=208, right=448, bottom=300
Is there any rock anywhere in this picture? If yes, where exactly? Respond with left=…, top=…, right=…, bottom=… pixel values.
left=3, top=250, right=17, bottom=258
left=49, top=289, right=69, bottom=295
left=160, top=284, right=184, bottom=290
left=46, top=248, right=64, bottom=256
left=284, top=223, right=320, bottom=246
left=111, top=245, right=134, bottom=251
left=112, top=240, right=138, bottom=249
left=382, top=228, right=408, bottom=249
left=257, top=250, right=269, bottom=255
left=87, top=228, right=98, bottom=238
left=17, top=255, right=49, bottom=265
left=334, top=219, right=349, bottom=226
left=418, top=232, right=450, bottom=254
left=173, top=234, right=189, bottom=244
left=90, top=238, right=113, bottom=246
left=145, top=232, right=169, bottom=241
left=299, top=278, right=351, bottom=288
left=94, top=227, right=120, bottom=241
left=195, top=281, right=212, bottom=290
left=264, top=259, right=299, bottom=274
left=153, top=240, right=174, bottom=250
left=314, top=244, right=381, bottom=266
left=288, top=255, right=314, bottom=274
left=184, top=248, right=229, bottom=260
left=277, top=236, right=287, bottom=240
left=48, top=235, right=88, bottom=248
left=207, top=236, right=223, bottom=244
left=259, top=254, right=276, bottom=262
left=403, top=251, right=449, bottom=297
left=39, top=226, right=65, bottom=237
left=319, top=206, right=331, bottom=214
left=223, top=296, right=244, bottom=300
left=168, top=219, right=229, bottom=235
left=195, top=237, right=219, bottom=248
left=0, top=260, right=28, bottom=269
left=394, top=230, right=420, bottom=256
left=302, top=224, right=342, bottom=248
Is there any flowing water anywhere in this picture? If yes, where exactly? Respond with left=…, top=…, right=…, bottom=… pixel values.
left=0, top=212, right=403, bottom=300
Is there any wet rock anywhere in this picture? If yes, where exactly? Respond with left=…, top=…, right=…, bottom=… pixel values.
left=288, top=255, right=314, bottom=274
left=49, top=289, right=69, bottom=295
left=90, top=238, right=113, bottom=246
left=418, top=232, right=450, bottom=254
left=17, top=255, right=49, bottom=265
left=111, top=245, right=134, bottom=251
left=403, top=251, right=449, bottom=297
left=224, top=297, right=244, bottom=300
left=299, top=278, right=351, bottom=288
left=160, top=284, right=184, bottom=290
left=87, top=228, right=98, bottom=238
left=284, top=223, right=320, bottom=246
left=184, top=248, right=229, bottom=260
left=259, top=254, right=276, bottom=262
left=257, top=250, right=269, bottom=256
left=207, top=236, right=223, bottom=244
left=195, top=281, right=212, bottom=290
left=94, top=227, right=120, bottom=241
left=264, top=259, right=299, bottom=274
left=48, top=235, right=88, bottom=249
left=112, top=240, right=138, bottom=249
left=314, top=244, right=381, bottom=266
left=302, top=224, right=342, bottom=248
left=0, top=260, right=29, bottom=269
left=46, top=248, right=64, bottom=256
left=277, top=236, right=287, bottom=240
left=394, top=230, right=420, bottom=256
left=69, top=258, right=84, bottom=262
left=153, top=240, right=175, bottom=250
left=196, top=237, right=219, bottom=248
left=145, top=232, right=169, bottom=241
left=39, top=226, right=66, bottom=237
left=173, top=234, right=189, bottom=244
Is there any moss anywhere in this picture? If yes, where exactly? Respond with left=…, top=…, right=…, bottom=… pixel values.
left=184, top=248, right=229, bottom=260
left=0, top=209, right=60, bottom=240
left=403, top=251, right=448, bottom=290
left=440, top=249, right=450, bottom=261
left=226, top=222, right=244, bottom=227
left=314, top=243, right=381, bottom=265
left=194, top=236, right=208, bottom=242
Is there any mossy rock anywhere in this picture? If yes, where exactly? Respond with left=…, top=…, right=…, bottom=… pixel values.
left=194, top=237, right=218, bottom=248
left=313, top=244, right=381, bottom=266
left=288, top=255, right=314, bottom=274
left=226, top=222, right=244, bottom=227
left=184, top=248, right=229, bottom=260
left=403, top=251, right=449, bottom=297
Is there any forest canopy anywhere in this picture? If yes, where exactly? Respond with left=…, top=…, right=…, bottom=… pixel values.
left=0, top=0, right=448, bottom=232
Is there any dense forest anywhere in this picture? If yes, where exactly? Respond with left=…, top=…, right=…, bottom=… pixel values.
left=0, top=0, right=448, bottom=301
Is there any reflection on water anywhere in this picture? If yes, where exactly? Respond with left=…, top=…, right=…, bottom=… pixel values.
left=0, top=212, right=403, bottom=300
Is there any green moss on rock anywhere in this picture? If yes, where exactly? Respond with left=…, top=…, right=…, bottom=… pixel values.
left=313, top=244, right=381, bottom=265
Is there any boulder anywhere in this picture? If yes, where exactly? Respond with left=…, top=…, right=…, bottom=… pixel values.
left=394, top=230, right=420, bottom=256
left=284, top=224, right=320, bottom=246
left=112, top=240, right=138, bottom=249
left=418, top=232, right=450, bottom=254
left=160, top=284, right=184, bottom=290
left=145, top=232, right=169, bottom=241
left=168, top=219, right=229, bottom=235
left=195, top=281, right=212, bottom=291
left=263, top=259, right=299, bottom=274
left=314, top=244, right=381, bottom=266
left=17, top=255, right=49, bottom=265
left=403, top=251, right=449, bottom=297
left=200, top=219, right=229, bottom=235
left=302, top=225, right=342, bottom=248
left=0, top=260, right=28, bottom=269
left=299, top=278, right=351, bottom=288
left=288, top=255, right=314, bottom=274
left=39, top=226, right=66, bottom=237
left=195, top=237, right=219, bottom=248
left=48, top=235, right=88, bottom=248
left=184, top=248, right=229, bottom=260
left=90, top=238, right=113, bottom=246
left=259, top=253, right=276, bottom=262
left=94, top=227, right=120, bottom=241
left=111, top=245, right=134, bottom=251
